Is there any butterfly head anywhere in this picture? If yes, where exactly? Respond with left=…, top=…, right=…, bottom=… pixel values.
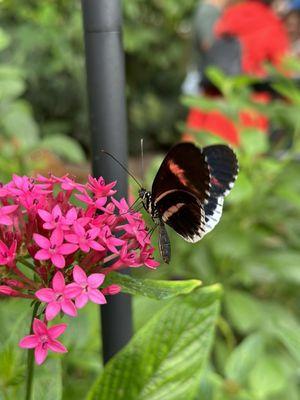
left=138, top=188, right=153, bottom=215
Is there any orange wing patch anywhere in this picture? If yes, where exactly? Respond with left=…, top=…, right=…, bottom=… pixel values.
left=168, top=160, right=189, bottom=186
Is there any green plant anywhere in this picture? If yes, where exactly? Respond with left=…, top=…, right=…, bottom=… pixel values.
left=139, top=67, right=300, bottom=399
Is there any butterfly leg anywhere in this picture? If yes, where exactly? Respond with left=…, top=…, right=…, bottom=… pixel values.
left=158, top=220, right=171, bottom=264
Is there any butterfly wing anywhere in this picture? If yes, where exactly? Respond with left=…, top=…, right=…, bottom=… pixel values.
left=202, top=144, right=239, bottom=234
left=152, top=142, right=211, bottom=242
left=152, top=142, right=211, bottom=204
left=155, top=189, right=206, bottom=243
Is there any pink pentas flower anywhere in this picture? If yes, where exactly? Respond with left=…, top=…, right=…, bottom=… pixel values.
left=0, top=204, right=18, bottom=226
left=68, top=265, right=106, bottom=309
left=56, top=175, right=85, bottom=192
left=34, top=230, right=78, bottom=268
left=138, top=246, right=160, bottom=269
left=99, top=226, right=124, bottom=253
left=0, top=240, right=17, bottom=267
left=65, top=223, right=105, bottom=253
left=19, top=318, right=67, bottom=365
left=117, top=215, right=150, bottom=247
left=115, top=243, right=139, bottom=267
left=111, top=197, right=131, bottom=216
left=0, top=173, right=159, bottom=365
left=87, top=175, right=117, bottom=198
left=35, top=271, right=81, bottom=320
left=75, top=190, right=96, bottom=207
left=38, top=205, right=78, bottom=232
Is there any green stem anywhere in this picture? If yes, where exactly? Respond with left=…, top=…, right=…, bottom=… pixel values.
left=217, top=316, right=236, bottom=352
left=25, top=302, right=40, bottom=400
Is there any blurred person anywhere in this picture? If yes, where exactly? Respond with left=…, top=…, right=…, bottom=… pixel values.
left=282, top=0, right=300, bottom=56
left=184, top=0, right=290, bottom=145
left=182, top=0, right=231, bottom=95
left=214, top=0, right=290, bottom=75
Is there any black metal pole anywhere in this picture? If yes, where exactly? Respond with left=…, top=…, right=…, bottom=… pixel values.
left=81, top=0, right=132, bottom=363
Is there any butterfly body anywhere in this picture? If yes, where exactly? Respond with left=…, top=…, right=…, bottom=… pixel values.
left=139, top=142, right=238, bottom=263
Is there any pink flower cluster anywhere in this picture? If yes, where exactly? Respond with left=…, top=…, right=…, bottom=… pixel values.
left=0, top=174, right=158, bottom=364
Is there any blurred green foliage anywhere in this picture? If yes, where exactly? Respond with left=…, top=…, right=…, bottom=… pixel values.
left=0, top=25, right=86, bottom=181
left=0, top=0, right=198, bottom=154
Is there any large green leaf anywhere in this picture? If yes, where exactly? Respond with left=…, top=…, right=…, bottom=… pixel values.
left=106, top=272, right=202, bottom=300
left=87, top=285, right=221, bottom=400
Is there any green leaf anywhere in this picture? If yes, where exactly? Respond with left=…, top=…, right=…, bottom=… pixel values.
left=1, top=101, right=39, bottom=148
left=41, top=134, right=85, bottom=163
left=106, top=272, right=202, bottom=300
left=225, top=291, right=264, bottom=333
left=87, top=285, right=221, bottom=400
left=227, top=172, right=254, bottom=204
left=249, top=355, right=287, bottom=399
left=0, top=28, right=10, bottom=51
left=32, top=359, right=62, bottom=400
left=225, top=333, right=265, bottom=384
left=0, top=66, right=25, bottom=100
left=240, top=129, right=268, bottom=156
left=272, top=320, right=300, bottom=365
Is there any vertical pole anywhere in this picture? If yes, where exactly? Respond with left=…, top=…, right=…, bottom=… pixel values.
left=81, top=0, right=132, bottom=363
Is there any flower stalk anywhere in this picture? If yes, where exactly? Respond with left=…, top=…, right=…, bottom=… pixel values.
left=25, top=302, right=40, bottom=400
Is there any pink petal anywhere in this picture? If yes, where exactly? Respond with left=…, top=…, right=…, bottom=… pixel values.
left=90, top=241, right=105, bottom=251
left=80, top=243, right=90, bottom=253
left=35, top=288, right=54, bottom=302
left=1, top=205, right=18, bottom=214
left=61, top=299, right=77, bottom=317
left=59, top=243, right=78, bottom=255
left=19, top=334, right=39, bottom=348
left=38, top=209, right=52, bottom=222
left=52, top=205, right=62, bottom=219
left=73, top=265, right=87, bottom=284
left=51, top=254, right=65, bottom=269
left=0, top=240, right=8, bottom=253
left=35, top=344, right=48, bottom=365
left=88, top=288, right=107, bottom=304
left=33, top=234, right=50, bottom=249
left=45, top=302, right=61, bottom=321
left=52, top=271, right=65, bottom=292
left=0, top=215, right=13, bottom=226
left=88, top=227, right=100, bottom=239
left=43, top=222, right=55, bottom=230
left=33, top=318, right=48, bottom=336
left=48, top=339, right=67, bottom=353
left=50, top=229, right=63, bottom=246
left=75, top=293, right=89, bottom=309
left=109, top=237, right=125, bottom=246
left=64, top=284, right=82, bottom=298
left=73, top=222, right=85, bottom=236
left=87, top=273, right=105, bottom=288
left=95, top=197, right=107, bottom=208
left=66, top=207, right=77, bottom=222
left=48, top=323, right=67, bottom=339
left=64, top=234, right=79, bottom=244
left=35, top=249, right=50, bottom=261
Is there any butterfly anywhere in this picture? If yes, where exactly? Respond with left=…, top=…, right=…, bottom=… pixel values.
left=138, top=142, right=238, bottom=263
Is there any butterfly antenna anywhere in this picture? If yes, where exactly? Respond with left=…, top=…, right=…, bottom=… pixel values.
left=100, top=149, right=142, bottom=188
left=140, top=138, right=145, bottom=184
